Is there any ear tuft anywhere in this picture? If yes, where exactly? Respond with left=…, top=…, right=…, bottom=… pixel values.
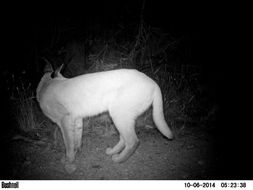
left=54, top=64, right=64, bottom=78
left=41, top=57, right=53, bottom=73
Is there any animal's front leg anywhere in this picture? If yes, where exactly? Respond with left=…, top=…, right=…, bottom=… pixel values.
left=60, top=115, right=77, bottom=173
left=61, top=115, right=76, bottom=162
left=74, top=118, right=83, bottom=153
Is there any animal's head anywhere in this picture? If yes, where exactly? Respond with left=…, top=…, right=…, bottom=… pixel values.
left=36, top=58, right=65, bottom=103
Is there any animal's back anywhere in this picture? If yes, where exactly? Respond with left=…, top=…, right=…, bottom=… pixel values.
left=49, top=69, right=157, bottom=117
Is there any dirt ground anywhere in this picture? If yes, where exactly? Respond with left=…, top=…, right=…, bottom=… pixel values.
left=1, top=113, right=217, bottom=180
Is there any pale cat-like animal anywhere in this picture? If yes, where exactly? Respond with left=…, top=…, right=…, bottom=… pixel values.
left=36, top=63, right=173, bottom=172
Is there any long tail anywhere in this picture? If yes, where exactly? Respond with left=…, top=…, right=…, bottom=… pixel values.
left=152, top=85, right=173, bottom=139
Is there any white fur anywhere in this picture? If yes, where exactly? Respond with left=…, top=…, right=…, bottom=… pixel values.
left=37, top=68, right=173, bottom=167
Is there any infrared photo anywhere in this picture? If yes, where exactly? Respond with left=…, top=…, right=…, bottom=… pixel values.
left=0, top=1, right=251, bottom=180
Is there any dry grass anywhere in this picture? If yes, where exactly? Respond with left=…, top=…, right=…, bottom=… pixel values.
left=6, top=20, right=210, bottom=140
left=75, top=22, right=200, bottom=132
left=8, top=79, right=47, bottom=136
left=12, top=83, right=38, bottom=132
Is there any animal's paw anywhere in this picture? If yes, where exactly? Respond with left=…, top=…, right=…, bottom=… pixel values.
left=105, top=147, right=113, bottom=155
left=112, top=154, right=121, bottom=163
left=61, top=156, right=77, bottom=173
left=65, top=163, right=77, bottom=174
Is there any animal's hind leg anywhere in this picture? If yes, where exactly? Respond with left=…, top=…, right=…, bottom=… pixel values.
left=106, top=135, right=125, bottom=155
left=74, top=118, right=83, bottom=153
left=109, top=112, right=139, bottom=163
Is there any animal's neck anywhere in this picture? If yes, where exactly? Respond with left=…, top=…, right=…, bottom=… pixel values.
left=36, top=73, right=53, bottom=102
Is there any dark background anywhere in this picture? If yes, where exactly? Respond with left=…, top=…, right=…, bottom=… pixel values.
left=1, top=1, right=251, bottom=179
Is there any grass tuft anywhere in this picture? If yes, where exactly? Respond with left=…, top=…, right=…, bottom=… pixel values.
left=13, top=83, right=38, bottom=132
left=4, top=20, right=216, bottom=140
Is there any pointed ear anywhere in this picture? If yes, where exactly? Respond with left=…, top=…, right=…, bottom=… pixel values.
left=54, top=64, right=64, bottom=78
left=42, top=57, right=53, bottom=73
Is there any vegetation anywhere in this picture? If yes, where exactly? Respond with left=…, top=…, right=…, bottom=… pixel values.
left=2, top=16, right=216, bottom=141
